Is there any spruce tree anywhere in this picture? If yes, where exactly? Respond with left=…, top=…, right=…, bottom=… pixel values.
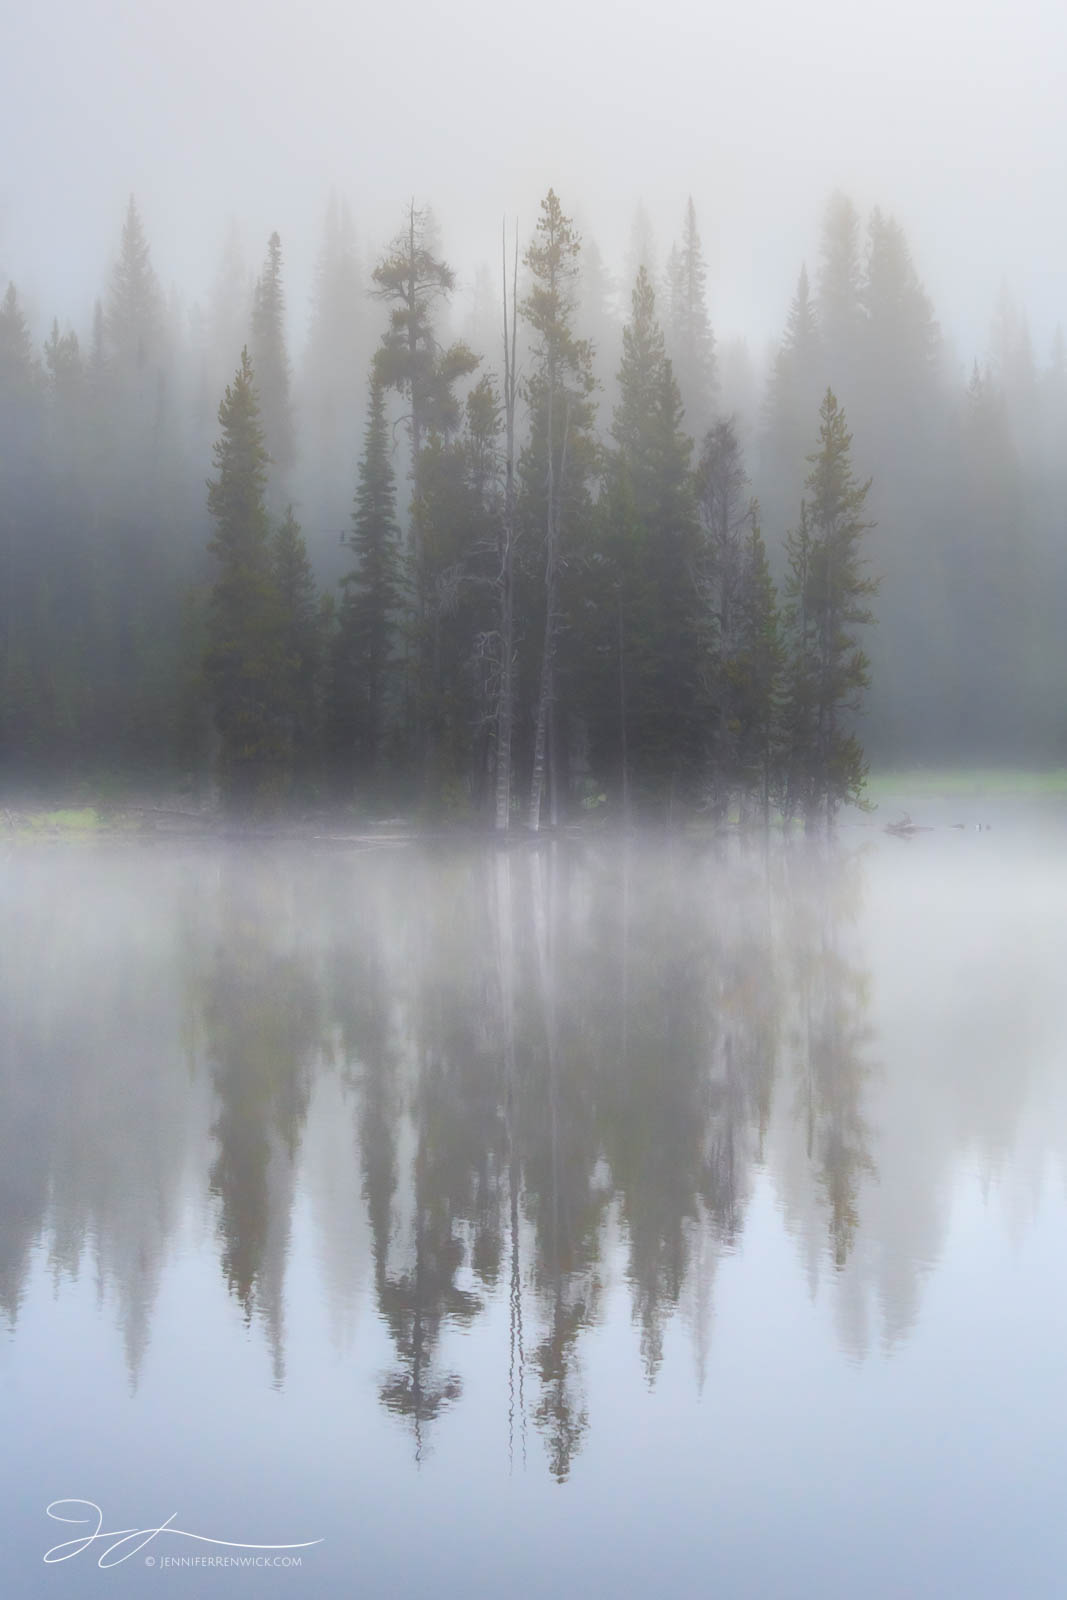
left=598, top=269, right=699, bottom=814
left=781, top=500, right=819, bottom=822
left=250, top=231, right=295, bottom=489
left=666, top=197, right=717, bottom=438
left=416, top=375, right=503, bottom=810
left=333, top=372, right=403, bottom=785
left=106, top=196, right=164, bottom=383
left=695, top=416, right=758, bottom=818
left=784, top=391, right=877, bottom=823
left=204, top=348, right=288, bottom=810
left=816, top=193, right=862, bottom=396
left=734, top=516, right=783, bottom=825
left=98, top=198, right=188, bottom=762
left=372, top=203, right=478, bottom=469
left=0, top=284, right=45, bottom=767
left=520, top=189, right=597, bottom=830
left=372, top=203, right=478, bottom=778
left=273, top=506, right=321, bottom=781
left=612, top=267, right=666, bottom=509
left=763, top=265, right=823, bottom=480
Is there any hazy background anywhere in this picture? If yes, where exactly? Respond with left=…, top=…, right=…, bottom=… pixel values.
left=4, top=0, right=1065, bottom=361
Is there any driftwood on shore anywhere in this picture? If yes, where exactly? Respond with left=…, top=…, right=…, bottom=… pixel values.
left=884, top=811, right=990, bottom=838
left=884, top=812, right=933, bottom=837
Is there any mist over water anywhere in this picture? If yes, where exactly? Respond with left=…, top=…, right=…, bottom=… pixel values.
left=4, top=3, right=1067, bottom=1591
left=3, top=815, right=1066, bottom=1595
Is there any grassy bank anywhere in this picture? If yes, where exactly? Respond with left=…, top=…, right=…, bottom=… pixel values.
left=866, top=768, right=1067, bottom=803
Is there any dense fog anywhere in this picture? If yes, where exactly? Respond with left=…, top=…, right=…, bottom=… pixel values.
left=4, top=834, right=1066, bottom=1456
left=2, top=0, right=1065, bottom=814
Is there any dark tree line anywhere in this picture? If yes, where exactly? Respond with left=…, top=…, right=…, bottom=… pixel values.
left=2, top=186, right=1063, bottom=815
left=200, top=193, right=874, bottom=824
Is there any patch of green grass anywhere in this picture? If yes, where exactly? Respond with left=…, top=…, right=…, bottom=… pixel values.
left=867, top=767, right=1067, bottom=800
left=22, top=807, right=102, bottom=833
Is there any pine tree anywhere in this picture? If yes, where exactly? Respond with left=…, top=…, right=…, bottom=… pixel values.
left=860, top=210, right=940, bottom=442
left=106, top=196, right=165, bottom=384
left=733, top=516, right=783, bottom=825
left=577, top=232, right=619, bottom=412
left=273, top=506, right=321, bottom=781
left=520, top=189, right=597, bottom=830
left=780, top=500, right=819, bottom=821
left=598, top=269, right=699, bottom=814
left=250, top=231, right=295, bottom=489
left=372, top=203, right=478, bottom=469
left=817, top=193, right=862, bottom=396
left=763, top=266, right=822, bottom=467
left=415, top=375, right=503, bottom=811
left=695, top=417, right=758, bottom=819
left=204, top=348, right=288, bottom=810
left=97, top=198, right=190, bottom=762
left=624, top=202, right=658, bottom=295
left=666, top=197, right=717, bottom=438
left=333, top=372, right=403, bottom=785
left=198, top=220, right=252, bottom=443
left=784, top=391, right=877, bottom=823
left=372, top=203, right=478, bottom=778
left=0, top=284, right=45, bottom=767
left=612, top=267, right=666, bottom=506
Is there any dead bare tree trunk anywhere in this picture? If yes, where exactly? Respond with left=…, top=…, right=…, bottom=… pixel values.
left=529, top=407, right=569, bottom=833
left=495, top=222, right=519, bottom=834
left=617, top=587, right=630, bottom=825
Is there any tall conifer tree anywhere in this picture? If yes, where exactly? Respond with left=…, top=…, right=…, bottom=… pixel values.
left=667, top=197, right=717, bottom=437
left=204, top=349, right=288, bottom=809
left=372, top=203, right=478, bottom=778
left=333, top=372, right=403, bottom=783
left=784, top=391, right=877, bottom=822
left=273, top=505, right=321, bottom=780
left=520, top=190, right=597, bottom=830
left=599, top=268, right=699, bottom=813
left=250, top=232, right=295, bottom=490
left=696, top=417, right=759, bottom=819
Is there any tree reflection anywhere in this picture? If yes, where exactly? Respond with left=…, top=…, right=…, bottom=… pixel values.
left=362, top=854, right=500, bottom=1460
left=14, top=829, right=1057, bottom=1469
left=783, top=843, right=875, bottom=1271
left=0, top=853, right=198, bottom=1386
left=521, top=846, right=602, bottom=1479
left=202, top=851, right=320, bottom=1384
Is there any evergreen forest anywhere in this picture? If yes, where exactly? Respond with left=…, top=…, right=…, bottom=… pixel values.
left=2, top=187, right=1063, bottom=826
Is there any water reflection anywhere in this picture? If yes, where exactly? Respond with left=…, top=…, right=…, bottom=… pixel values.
left=2, top=830, right=1065, bottom=1481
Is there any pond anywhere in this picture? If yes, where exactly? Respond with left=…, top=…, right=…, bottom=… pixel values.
left=2, top=808, right=1066, bottom=1597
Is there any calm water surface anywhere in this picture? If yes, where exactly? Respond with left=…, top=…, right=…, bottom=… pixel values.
left=2, top=810, right=1066, bottom=1597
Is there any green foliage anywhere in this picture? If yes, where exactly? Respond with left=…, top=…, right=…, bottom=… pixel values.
left=273, top=506, right=322, bottom=781
left=370, top=204, right=480, bottom=798
left=594, top=268, right=701, bottom=813
left=332, top=372, right=404, bottom=788
left=782, top=390, right=878, bottom=822
left=106, top=196, right=164, bottom=383
left=250, top=231, right=295, bottom=486
left=204, top=349, right=290, bottom=811
left=372, top=204, right=479, bottom=450
left=817, top=192, right=863, bottom=386
left=763, top=265, right=824, bottom=494
left=15, top=185, right=1043, bottom=826
left=519, top=189, right=599, bottom=829
left=734, top=517, right=784, bottom=822
left=666, top=197, right=717, bottom=437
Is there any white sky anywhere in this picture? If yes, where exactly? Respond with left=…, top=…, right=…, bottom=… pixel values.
left=3, top=0, right=1065, bottom=365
